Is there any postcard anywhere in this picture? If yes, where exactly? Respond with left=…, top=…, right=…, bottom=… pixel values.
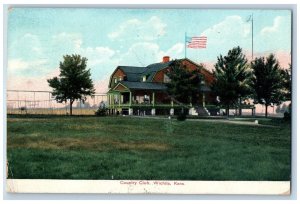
left=5, top=6, right=292, bottom=194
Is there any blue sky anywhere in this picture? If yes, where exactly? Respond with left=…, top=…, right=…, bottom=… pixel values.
left=7, top=8, right=291, bottom=92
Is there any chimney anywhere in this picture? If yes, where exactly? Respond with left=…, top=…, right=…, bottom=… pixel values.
left=162, top=56, right=170, bottom=63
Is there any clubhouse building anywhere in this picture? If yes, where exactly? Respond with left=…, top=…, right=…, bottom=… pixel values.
left=106, top=56, right=222, bottom=116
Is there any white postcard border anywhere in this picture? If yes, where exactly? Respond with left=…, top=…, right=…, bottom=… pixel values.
left=6, top=179, right=290, bottom=195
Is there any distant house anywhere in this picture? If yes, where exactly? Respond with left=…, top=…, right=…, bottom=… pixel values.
left=107, top=56, right=215, bottom=115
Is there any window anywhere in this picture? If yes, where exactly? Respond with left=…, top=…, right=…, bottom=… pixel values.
left=163, top=74, right=171, bottom=83
left=114, top=78, right=117, bottom=84
left=142, top=75, right=147, bottom=82
left=119, top=76, right=122, bottom=81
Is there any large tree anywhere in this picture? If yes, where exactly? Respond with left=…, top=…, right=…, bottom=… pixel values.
left=48, top=54, right=95, bottom=115
left=212, top=46, right=252, bottom=116
left=281, top=63, right=292, bottom=101
left=166, top=60, right=203, bottom=106
left=250, top=54, right=285, bottom=117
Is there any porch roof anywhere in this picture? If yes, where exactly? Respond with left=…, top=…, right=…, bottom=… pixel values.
left=120, top=81, right=167, bottom=91
left=109, top=81, right=211, bottom=93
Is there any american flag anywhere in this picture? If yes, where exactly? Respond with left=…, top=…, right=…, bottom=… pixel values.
left=186, top=36, right=207, bottom=49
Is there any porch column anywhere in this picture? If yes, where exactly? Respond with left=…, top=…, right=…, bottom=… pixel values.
left=109, top=94, right=112, bottom=108
left=189, top=108, right=194, bottom=116
left=202, top=93, right=206, bottom=107
left=107, top=93, right=110, bottom=107
left=152, top=92, right=155, bottom=107
left=129, top=91, right=132, bottom=106
left=112, top=94, right=114, bottom=109
left=106, top=94, right=109, bottom=114
left=170, top=108, right=174, bottom=116
left=108, top=94, right=112, bottom=115
left=118, top=93, right=121, bottom=107
left=151, top=108, right=156, bottom=116
left=171, top=100, right=174, bottom=107
left=129, top=108, right=133, bottom=115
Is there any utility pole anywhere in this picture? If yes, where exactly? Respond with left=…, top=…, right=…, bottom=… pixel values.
left=247, top=14, right=254, bottom=59
left=184, top=32, right=187, bottom=58
left=251, top=13, right=254, bottom=59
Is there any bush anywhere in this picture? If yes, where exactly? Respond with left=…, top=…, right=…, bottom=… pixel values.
left=177, top=111, right=187, bottom=121
left=284, top=103, right=291, bottom=121
left=95, top=106, right=107, bottom=116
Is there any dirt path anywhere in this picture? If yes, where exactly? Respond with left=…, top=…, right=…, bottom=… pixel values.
left=128, top=115, right=277, bottom=128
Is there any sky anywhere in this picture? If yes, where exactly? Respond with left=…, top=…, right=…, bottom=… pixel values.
left=7, top=8, right=292, bottom=93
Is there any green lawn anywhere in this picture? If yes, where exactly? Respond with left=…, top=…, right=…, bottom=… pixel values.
left=6, top=115, right=291, bottom=181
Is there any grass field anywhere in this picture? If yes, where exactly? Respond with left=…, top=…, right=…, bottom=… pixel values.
left=6, top=115, right=291, bottom=181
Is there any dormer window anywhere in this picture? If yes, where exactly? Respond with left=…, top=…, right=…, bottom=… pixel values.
left=163, top=74, right=171, bottom=83
left=142, top=75, right=147, bottom=82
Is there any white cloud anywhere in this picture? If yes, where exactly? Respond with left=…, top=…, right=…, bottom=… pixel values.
left=8, top=59, right=29, bottom=71
left=52, top=32, right=83, bottom=50
left=8, top=59, right=48, bottom=74
left=7, top=68, right=60, bottom=92
left=256, top=15, right=291, bottom=52
left=95, top=47, right=115, bottom=56
left=51, top=32, right=119, bottom=79
left=184, top=15, right=252, bottom=62
left=9, top=29, right=183, bottom=91
left=260, top=16, right=283, bottom=36
left=108, top=19, right=140, bottom=39
left=51, top=32, right=116, bottom=66
left=163, top=43, right=184, bottom=60
left=120, top=42, right=163, bottom=66
left=202, top=15, right=251, bottom=45
left=147, top=16, right=166, bottom=38
left=9, top=31, right=119, bottom=84
left=119, top=42, right=184, bottom=66
left=22, top=33, right=41, bottom=44
left=82, top=46, right=116, bottom=66
left=9, top=33, right=43, bottom=59
left=108, top=16, right=167, bottom=41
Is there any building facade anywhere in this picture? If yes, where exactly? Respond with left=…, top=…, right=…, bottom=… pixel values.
left=107, top=56, right=216, bottom=116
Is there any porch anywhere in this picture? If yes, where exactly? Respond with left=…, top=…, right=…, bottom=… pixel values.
left=107, top=82, right=255, bottom=116
left=107, top=89, right=179, bottom=115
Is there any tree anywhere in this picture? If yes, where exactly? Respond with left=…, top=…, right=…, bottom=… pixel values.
left=212, top=46, right=252, bottom=116
left=280, top=63, right=292, bottom=101
left=250, top=54, right=285, bottom=117
left=166, top=60, right=203, bottom=120
left=282, top=64, right=292, bottom=120
left=166, top=60, right=203, bottom=105
left=47, top=54, right=95, bottom=115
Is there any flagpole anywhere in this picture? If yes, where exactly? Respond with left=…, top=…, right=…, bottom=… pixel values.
left=251, top=13, right=254, bottom=59
left=184, top=32, right=187, bottom=58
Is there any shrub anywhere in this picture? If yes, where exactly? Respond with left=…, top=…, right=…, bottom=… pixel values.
left=177, top=111, right=187, bottom=121
left=95, top=106, right=107, bottom=116
left=284, top=103, right=291, bottom=121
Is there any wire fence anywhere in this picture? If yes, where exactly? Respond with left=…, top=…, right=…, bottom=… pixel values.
left=7, top=90, right=108, bottom=115
left=6, top=90, right=288, bottom=117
